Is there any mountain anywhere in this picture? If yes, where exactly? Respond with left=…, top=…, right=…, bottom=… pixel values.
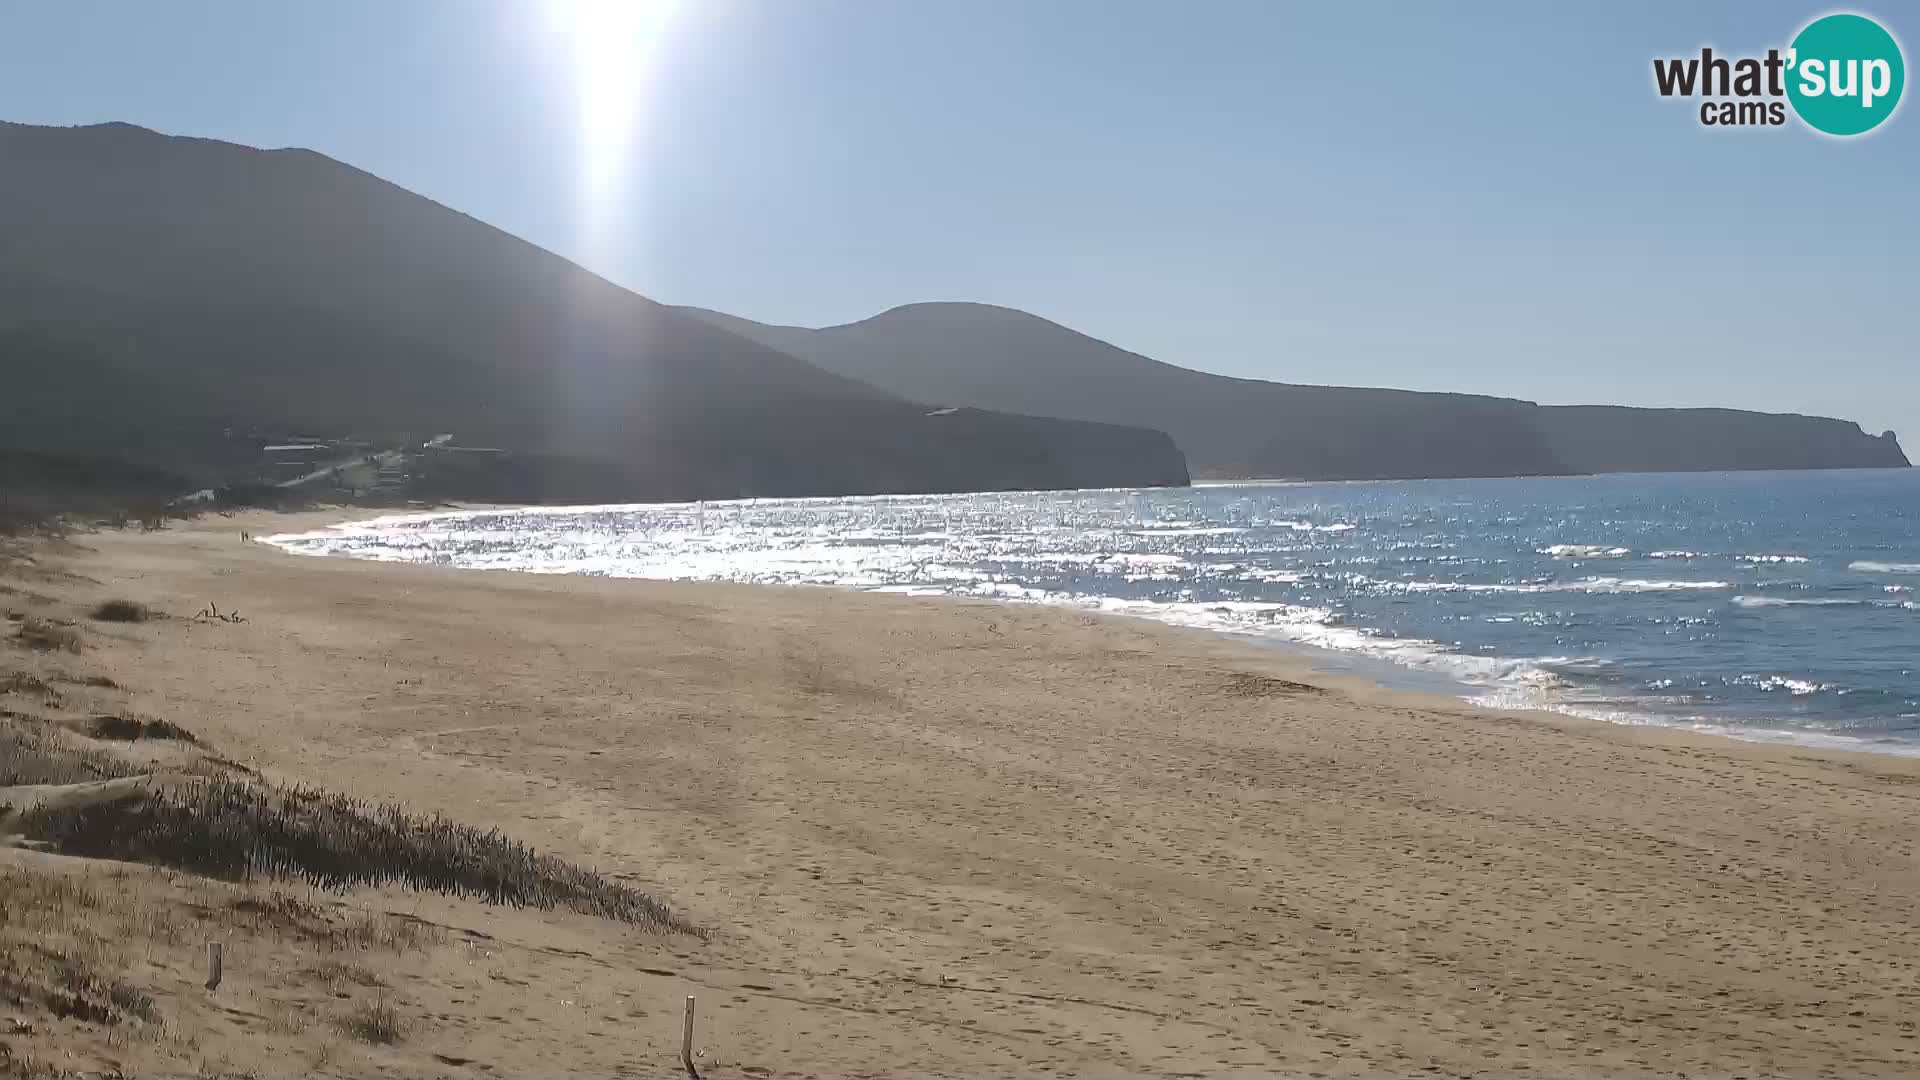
left=680, top=303, right=1909, bottom=480
left=0, top=122, right=1187, bottom=498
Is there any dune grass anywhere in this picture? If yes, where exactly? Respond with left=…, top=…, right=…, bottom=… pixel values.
left=0, top=719, right=139, bottom=786
left=0, top=857, right=458, bottom=1072
left=16, top=776, right=686, bottom=930
left=0, top=868, right=160, bottom=1030
left=0, top=670, right=63, bottom=705
left=13, top=615, right=82, bottom=654
left=3, top=687, right=685, bottom=931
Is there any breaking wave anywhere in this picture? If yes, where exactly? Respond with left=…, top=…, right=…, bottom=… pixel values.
left=1733, top=595, right=1859, bottom=609
left=1539, top=544, right=1630, bottom=559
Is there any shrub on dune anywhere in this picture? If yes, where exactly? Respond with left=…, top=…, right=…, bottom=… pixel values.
left=89, top=599, right=150, bottom=623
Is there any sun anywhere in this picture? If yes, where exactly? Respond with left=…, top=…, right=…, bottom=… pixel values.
left=544, top=0, right=679, bottom=211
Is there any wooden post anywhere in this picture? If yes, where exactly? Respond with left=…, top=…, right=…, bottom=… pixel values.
left=681, top=994, right=699, bottom=1078
left=205, top=942, right=223, bottom=990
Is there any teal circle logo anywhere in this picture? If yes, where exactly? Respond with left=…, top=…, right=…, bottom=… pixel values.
left=1787, top=13, right=1905, bottom=135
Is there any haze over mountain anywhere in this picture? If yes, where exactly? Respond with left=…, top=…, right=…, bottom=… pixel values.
left=681, top=303, right=1910, bottom=481
left=3, top=120, right=1900, bottom=499
left=0, top=121, right=1187, bottom=499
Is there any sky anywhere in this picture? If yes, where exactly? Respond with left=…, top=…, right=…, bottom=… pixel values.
left=4, top=1, right=1916, bottom=442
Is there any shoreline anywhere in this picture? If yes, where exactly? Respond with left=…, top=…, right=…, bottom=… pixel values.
left=22, top=506, right=1920, bottom=1075
left=263, top=503, right=1920, bottom=762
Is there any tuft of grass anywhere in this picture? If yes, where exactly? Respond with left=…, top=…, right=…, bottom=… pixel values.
left=339, top=908, right=440, bottom=953
left=82, top=714, right=198, bottom=744
left=26, top=671, right=121, bottom=692
left=20, top=778, right=689, bottom=929
left=230, top=894, right=437, bottom=955
left=306, top=959, right=385, bottom=993
left=339, top=994, right=403, bottom=1045
left=229, top=890, right=326, bottom=928
left=262, top=1005, right=313, bottom=1038
left=89, top=600, right=150, bottom=624
left=0, top=671, right=62, bottom=705
left=13, top=617, right=81, bottom=654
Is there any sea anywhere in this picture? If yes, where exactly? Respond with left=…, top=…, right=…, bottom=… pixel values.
left=266, top=468, right=1920, bottom=755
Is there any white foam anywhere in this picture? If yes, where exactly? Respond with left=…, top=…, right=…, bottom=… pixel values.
left=1574, top=577, right=1730, bottom=594
left=1732, top=595, right=1861, bottom=609
left=1733, top=674, right=1830, bottom=695
left=1731, top=595, right=1914, bottom=611
left=1348, top=574, right=1730, bottom=596
left=1468, top=694, right=1920, bottom=758
left=1018, top=552, right=1190, bottom=569
left=1536, top=541, right=1628, bottom=557
left=1539, top=544, right=1630, bottom=559
left=1270, top=521, right=1358, bottom=533
left=1738, top=554, right=1811, bottom=564
left=1852, top=561, right=1920, bottom=575
left=1240, top=568, right=1308, bottom=584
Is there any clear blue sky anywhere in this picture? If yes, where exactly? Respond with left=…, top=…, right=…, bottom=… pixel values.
left=5, top=1, right=1915, bottom=441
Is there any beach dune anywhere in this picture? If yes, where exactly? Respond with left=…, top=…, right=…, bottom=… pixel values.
left=29, top=510, right=1920, bottom=1076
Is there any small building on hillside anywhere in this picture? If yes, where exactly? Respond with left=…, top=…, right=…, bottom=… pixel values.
left=262, top=443, right=329, bottom=482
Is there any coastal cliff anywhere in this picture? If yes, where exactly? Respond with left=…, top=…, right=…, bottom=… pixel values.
left=684, top=302, right=1908, bottom=480
left=1540, top=406, right=1909, bottom=474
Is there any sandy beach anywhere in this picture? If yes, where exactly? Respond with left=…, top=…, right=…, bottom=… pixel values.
left=9, top=507, right=1920, bottom=1077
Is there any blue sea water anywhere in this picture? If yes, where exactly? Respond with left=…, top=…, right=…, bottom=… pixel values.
left=268, top=468, right=1920, bottom=754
